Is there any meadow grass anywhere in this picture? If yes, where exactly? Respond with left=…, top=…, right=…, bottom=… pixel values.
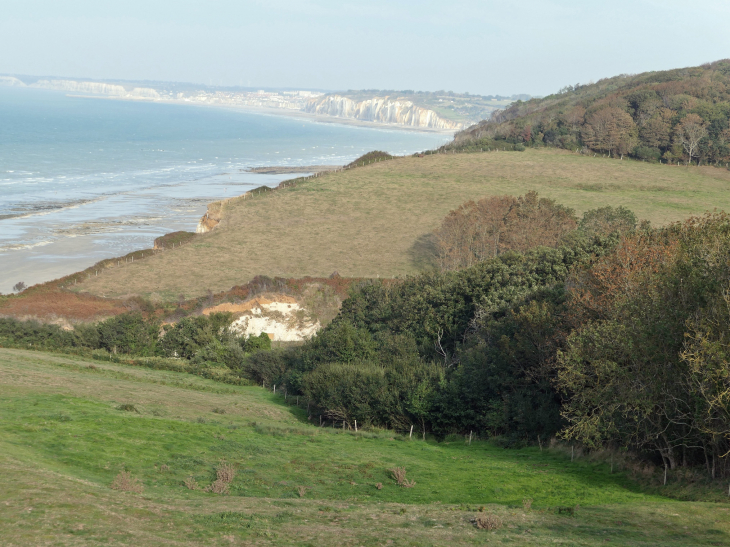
left=76, top=148, right=730, bottom=300
left=1, top=348, right=730, bottom=545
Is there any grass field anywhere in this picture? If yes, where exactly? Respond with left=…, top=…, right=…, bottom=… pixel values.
left=1, top=347, right=729, bottom=546
left=74, top=148, right=730, bottom=301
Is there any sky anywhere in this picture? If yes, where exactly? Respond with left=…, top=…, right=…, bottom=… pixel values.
left=1, top=0, right=729, bottom=97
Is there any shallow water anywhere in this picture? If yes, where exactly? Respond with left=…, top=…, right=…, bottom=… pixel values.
left=0, top=87, right=448, bottom=294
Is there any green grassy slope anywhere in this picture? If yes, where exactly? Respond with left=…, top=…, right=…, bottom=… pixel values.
left=1, top=348, right=729, bottom=546
left=76, top=148, right=730, bottom=301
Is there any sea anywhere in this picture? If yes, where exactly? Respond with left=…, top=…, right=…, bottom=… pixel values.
left=0, top=87, right=448, bottom=294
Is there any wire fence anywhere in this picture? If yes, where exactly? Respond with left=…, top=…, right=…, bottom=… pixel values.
left=263, top=383, right=482, bottom=443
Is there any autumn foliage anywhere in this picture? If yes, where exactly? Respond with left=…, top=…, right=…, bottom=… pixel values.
left=452, top=59, right=730, bottom=165
left=433, top=191, right=577, bottom=271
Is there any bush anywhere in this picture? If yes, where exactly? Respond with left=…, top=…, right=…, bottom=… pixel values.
left=240, top=332, right=271, bottom=353
left=98, top=313, right=160, bottom=356
left=237, top=348, right=296, bottom=387
left=633, top=145, right=661, bottom=162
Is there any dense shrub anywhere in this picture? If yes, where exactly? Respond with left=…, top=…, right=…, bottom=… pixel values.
left=97, top=312, right=160, bottom=356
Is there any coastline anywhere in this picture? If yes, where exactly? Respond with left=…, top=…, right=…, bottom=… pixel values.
left=65, top=94, right=459, bottom=136
left=0, top=87, right=450, bottom=294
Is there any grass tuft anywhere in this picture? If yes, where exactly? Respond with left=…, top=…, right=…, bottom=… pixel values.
left=390, top=467, right=416, bottom=488
left=116, top=403, right=139, bottom=413
left=215, top=462, right=236, bottom=484
left=110, top=470, right=144, bottom=493
left=205, top=480, right=229, bottom=495
left=473, top=514, right=502, bottom=530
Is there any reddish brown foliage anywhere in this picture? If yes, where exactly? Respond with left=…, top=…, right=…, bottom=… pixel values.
left=433, top=192, right=577, bottom=271
left=0, top=283, right=127, bottom=322
left=567, top=231, right=680, bottom=322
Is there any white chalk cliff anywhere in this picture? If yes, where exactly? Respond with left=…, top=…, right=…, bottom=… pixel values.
left=30, top=79, right=160, bottom=99
left=0, top=76, right=26, bottom=87
left=304, top=95, right=462, bottom=130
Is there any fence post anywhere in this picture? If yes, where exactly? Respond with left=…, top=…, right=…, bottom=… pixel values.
left=469, top=431, right=472, bottom=445
left=273, top=384, right=276, bottom=394
left=409, top=425, right=413, bottom=439
left=355, top=420, right=357, bottom=432
left=319, top=415, right=322, bottom=426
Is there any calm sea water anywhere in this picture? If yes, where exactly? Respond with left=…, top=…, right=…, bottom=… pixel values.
left=0, top=87, right=448, bottom=293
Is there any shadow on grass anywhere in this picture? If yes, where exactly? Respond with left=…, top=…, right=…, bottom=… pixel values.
left=408, top=232, right=439, bottom=271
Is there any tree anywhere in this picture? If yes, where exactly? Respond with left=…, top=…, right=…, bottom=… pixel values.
left=675, top=113, right=708, bottom=165
left=579, top=206, right=637, bottom=236
left=12, top=281, right=26, bottom=293
left=639, top=117, right=671, bottom=149
left=433, top=193, right=577, bottom=271
left=433, top=196, right=515, bottom=271
left=564, top=106, right=586, bottom=131
left=582, top=107, right=637, bottom=158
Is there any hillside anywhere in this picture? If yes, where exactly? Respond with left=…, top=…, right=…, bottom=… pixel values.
left=72, top=148, right=730, bottom=301
left=2, top=347, right=728, bottom=546
left=453, top=60, right=730, bottom=165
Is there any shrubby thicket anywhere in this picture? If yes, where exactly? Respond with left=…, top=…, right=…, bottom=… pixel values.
left=0, top=311, right=271, bottom=367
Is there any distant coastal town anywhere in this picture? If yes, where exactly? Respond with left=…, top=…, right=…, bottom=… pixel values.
left=0, top=75, right=519, bottom=131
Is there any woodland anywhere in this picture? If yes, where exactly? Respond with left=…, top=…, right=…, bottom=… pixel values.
left=450, top=60, right=730, bottom=166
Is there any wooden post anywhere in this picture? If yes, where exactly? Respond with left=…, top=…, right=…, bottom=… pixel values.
left=343, top=421, right=345, bottom=431
left=469, top=431, right=472, bottom=445
left=273, top=385, right=276, bottom=394
left=571, top=445, right=574, bottom=462
left=319, top=415, right=322, bottom=426
left=354, top=420, right=357, bottom=432
left=664, top=462, right=668, bottom=486
left=409, top=425, right=413, bottom=439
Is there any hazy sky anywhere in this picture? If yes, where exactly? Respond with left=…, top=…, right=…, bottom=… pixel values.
left=2, top=0, right=729, bottom=96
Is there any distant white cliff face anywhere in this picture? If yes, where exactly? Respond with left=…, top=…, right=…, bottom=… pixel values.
left=30, top=79, right=160, bottom=99
left=304, top=95, right=462, bottom=130
left=0, top=76, right=27, bottom=87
